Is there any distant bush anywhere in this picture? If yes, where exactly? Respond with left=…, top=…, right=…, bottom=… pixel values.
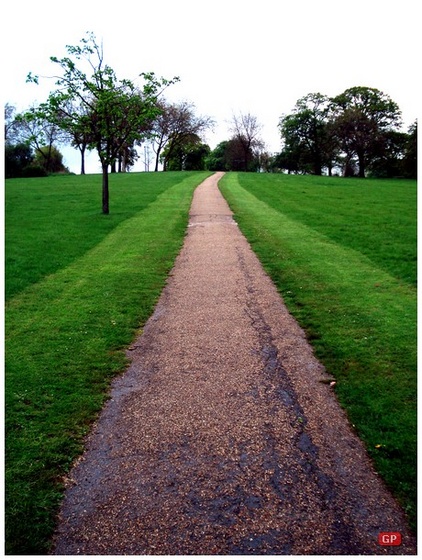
left=21, top=165, right=48, bottom=178
left=5, top=143, right=33, bottom=178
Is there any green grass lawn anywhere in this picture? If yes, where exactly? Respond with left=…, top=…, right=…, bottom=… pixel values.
left=5, top=171, right=211, bottom=554
left=5, top=172, right=199, bottom=300
left=5, top=170, right=417, bottom=553
left=219, top=172, right=417, bottom=531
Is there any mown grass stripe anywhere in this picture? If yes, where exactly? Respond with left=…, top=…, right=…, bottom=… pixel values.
left=5, top=172, right=210, bottom=554
left=5, top=172, right=203, bottom=301
left=230, top=173, right=417, bottom=288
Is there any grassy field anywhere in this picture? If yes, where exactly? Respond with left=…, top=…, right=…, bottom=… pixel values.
left=219, top=172, right=417, bottom=531
left=5, top=170, right=417, bottom=553
left=5, top=171, right=211, bottom=554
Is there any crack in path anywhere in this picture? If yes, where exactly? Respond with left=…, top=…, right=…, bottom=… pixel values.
left=52, top=172, right=415, bottom=555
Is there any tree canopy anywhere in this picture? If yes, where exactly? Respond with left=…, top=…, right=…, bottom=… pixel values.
left=331, top=86, right=402, bottom=177
left=148, top=100, right=214, bottom=172
left=279, top=93, right=333, bottom=175
left=26, top=32, right=178, bottom=212
left=276, top=86, right=411, bottom=178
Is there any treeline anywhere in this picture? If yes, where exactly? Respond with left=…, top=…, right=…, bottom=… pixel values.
left=274, top=89, right=417, bottom=178
left=5, top=107, right=70, bottom=178
left=5, top=34, right=417, bottom=211
left=205, top=88, right=417, bottom=178
left=135, top=89, right=417, bottom=179
left=4, top=99, right=214, bottom=177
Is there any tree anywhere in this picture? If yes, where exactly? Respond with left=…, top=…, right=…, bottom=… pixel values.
left=367, top=130, right=408, bottom=178
left=27, top=32, right=177, bottom=213
left=184, top=142, right=210, bottom=170
left=32, top=145, right=69, bottom=174
left=225, top=137, right=256, bottom=171
left=205, top=137, right=264, bottom=172
left=331, top=86, right=402, bottom=177
left=149, top=100, right=214, bottom=171
left=229, top=112, right=264, bottom=171
left=278, top=114, right=314, bottom=174
left=205, top=141, right=230, bottom=171
left=279, top=93, right=334, bottom=175
left=401, top=121, right=417, bottom=179
left=111, top=142, right=139, bottom=173
left=5, top=143, right=34, bottom=178
left=16, top=107, right=65, bottom=174
left=53, top=100, right=92, bottom=174
left=162, top=133, right=210, bottom=170
left=256, top=151, right=272, bottom=173
left=5, top=103, right=21, bottom=145
left=272, top=144, right=304, bottom=174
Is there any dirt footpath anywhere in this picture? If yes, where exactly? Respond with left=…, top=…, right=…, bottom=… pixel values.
left=53, top=172, right=415, bottom=555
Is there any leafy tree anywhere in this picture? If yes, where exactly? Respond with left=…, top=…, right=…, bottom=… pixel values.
left=225, top=137, right=257, bottom=171
left=278, top=115, right=314, bottom=174
left=53, top=100, right=92, bottom=174
left=15, top=107, right=65, bottom=174
left=163, top=134, right=210, bottom=170
left=27, top=32, right=177, bottom=213
left=401, top=120, right=417, bottom=179
left=272, top=143, right=306, bottom=174
left=205, top=141, right=230, bottom=171
left=205, top=137, right=263, bottom=172
left=111, top=143, right=139, bottom=173
left=149, top=100, right=214, bottom=172
left=33, top=145, right=69, bottom=174
left=279, top=93, right=332, bottom=175
left=367, top=130, right=408, bottom=178
left=256, top=150, right=272, bottom=173
left=331, top=86, right=402, bottom=177
left=184, top=142, right=210, bottom=170
left=5, top=143, right=34, bottom=178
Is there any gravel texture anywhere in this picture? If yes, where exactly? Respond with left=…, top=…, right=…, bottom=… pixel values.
left=52, top=172, right=416, bottom=555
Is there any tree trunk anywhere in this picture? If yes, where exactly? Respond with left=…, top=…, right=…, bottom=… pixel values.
left=154, top=149, right=161, bottom=172
left=102, top=164, right=109, bottom=214
left=79, top=147, right=86, bottom=175
left=357, top=151, right=366, bottom=178
left=313, top=148, right=322, bottom=175
left=313, top=161, right=322, bottom=175
left=120, top=151, right=127, bottom=173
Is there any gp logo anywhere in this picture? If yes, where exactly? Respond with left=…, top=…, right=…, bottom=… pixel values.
left=378, top=532, right=402, bottom=546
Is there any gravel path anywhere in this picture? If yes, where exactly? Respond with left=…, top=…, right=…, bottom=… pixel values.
left=53, top=172, right=415, bottom=555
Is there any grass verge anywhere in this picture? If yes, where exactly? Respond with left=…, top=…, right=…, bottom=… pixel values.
left=5, top=171, right=210, bottom=554
left=219, top=172, right=417, bottom=531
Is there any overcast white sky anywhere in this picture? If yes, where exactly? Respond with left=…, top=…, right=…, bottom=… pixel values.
left=2, top=0, right=420, bottom=173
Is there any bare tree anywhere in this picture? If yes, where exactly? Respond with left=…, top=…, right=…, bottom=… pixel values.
left=229, top=112, right=264, bottom=171
left=141, top=142, right=153, bottom=171
left=5, top=103, right=20, bottom=145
